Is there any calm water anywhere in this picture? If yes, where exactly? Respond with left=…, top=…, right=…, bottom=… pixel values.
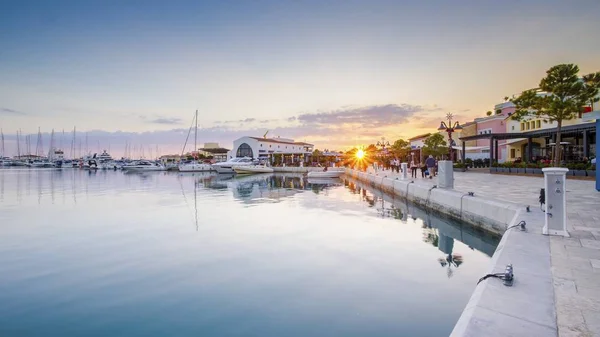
left=0, top=169, right=499, bottom=337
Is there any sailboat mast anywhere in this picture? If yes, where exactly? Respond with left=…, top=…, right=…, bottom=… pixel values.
left=194, top=109, right=198, bottom=158
left=16, top=130, right=20, bottom=158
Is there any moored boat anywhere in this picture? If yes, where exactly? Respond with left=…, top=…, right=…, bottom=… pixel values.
left=233, top=165, right=274, bottom=174
left=179, top=161, right=213, bottom=172
left=212, top=157, right=254, bottom=174
left=122, top=160, right=166, bottom=171
left=306, top=170, right=345, bottom=178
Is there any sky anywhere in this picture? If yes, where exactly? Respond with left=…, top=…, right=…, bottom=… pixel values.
left=1, top=0, right=599, bottom=156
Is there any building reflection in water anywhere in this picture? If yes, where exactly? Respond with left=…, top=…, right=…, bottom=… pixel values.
left=344, top=178, right=499, bottom=279
left=201, top=173, right=343, bottom=205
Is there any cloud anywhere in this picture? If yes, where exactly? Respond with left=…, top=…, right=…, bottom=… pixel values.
left=1, top=107, right=26, bottom=115
left=296, top=104, right=423, bottom=128
left=148, top=117, right=182, bottom=125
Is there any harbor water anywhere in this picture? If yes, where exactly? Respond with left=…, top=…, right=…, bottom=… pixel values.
left=0, top=169, right=499, bottom=336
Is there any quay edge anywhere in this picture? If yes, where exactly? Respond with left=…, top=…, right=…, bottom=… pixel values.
left=343, top=168, right=556, bottom=337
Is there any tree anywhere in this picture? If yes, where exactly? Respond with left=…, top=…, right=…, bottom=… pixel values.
left=422, top=133, right=447, bottom=158
left=511, top=64, right=600, bottom=166
left=390, top=139, right=411, bottom=160
left=486, top=111, right=492, bottom=116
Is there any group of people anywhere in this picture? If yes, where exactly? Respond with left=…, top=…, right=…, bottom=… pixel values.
left=372, top=155, right=439, bottom=179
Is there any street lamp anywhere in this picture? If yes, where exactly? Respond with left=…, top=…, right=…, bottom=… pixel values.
left=437, top=113, right=463, bottom=161
left=376, top=137, right=390, bottom=150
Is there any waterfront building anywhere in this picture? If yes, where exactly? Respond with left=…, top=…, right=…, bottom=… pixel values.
left=230, top=136, right=314, bottom=164
left=503, top=105, right=596, bottom=162
left=409, top=133, right=431, bottom=163
left=198, top=143, right=229, bottom=162
left=459, top=96, right=597, bottom=164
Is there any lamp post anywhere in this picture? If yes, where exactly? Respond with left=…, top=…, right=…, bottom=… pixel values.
left=376, top=137, right=390, bottom=168
left=376, top=137, right=390, bottom=150
left=437, top=113, right=463, bottom=161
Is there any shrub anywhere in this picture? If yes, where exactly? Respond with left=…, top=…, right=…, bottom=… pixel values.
left=454, top=163, right=465, bottom=169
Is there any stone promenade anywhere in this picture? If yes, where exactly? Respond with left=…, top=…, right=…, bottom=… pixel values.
left=365, top=167, right=600, bottom=337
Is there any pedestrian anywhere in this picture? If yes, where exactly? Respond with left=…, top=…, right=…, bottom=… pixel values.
left=410, top=159, right=418, bottom=178
left=426, top=155, right=436, bottom=179
left=396, top=158, right=401, bottom=173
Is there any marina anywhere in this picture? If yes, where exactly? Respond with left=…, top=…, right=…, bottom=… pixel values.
left=0, top=169, right=498, bottom=337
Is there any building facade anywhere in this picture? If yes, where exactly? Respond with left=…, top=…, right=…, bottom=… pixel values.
left=409, top=133, right=431, bottom=163
left=230, top=136, right=314, bottom=163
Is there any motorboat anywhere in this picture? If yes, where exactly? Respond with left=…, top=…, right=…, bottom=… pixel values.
left=212, top=157, right=255, bottom=174
left=306, top=169, right=345, bottom=178
left=0, top=157, right=13, bottom=166
left=179, top=161, right=213, bottom=172
left=98, top=161, right=120, bottom=170
left=29, top=160, right=55, bottom=168
left=97, top=150, right=113, bottom=162
left=122, top=160, right=166, bottom=171
left=233, top=165, right=274, bottom=174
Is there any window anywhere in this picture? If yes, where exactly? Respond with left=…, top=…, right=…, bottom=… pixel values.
left=512, top=126, right=515, bottom=131
left=521, top=123, right=525, bottom=131
left=536, top=120, right=541, bottom=128
left=236, top=143, right=253, bottom=158
left=511, top=149, right=516, bottom=158
left=526, top=122, right=530, bottom=130
left=260, top=144, right=262, bottom=147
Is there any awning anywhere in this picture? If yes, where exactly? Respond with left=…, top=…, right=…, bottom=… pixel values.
left=451, top=146, right=489, bottom=151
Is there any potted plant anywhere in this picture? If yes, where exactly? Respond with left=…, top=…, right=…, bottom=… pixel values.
left=572, top=163, right=587, bottom=177
left=529, top=163, right=544, bottom=175
left=503, top=162, right=514, bottom=173
left=453, top=162, right=465, bottom=172
left=586, top=163, right=596, bottom=178
left=490, top=161, right=498, bottom=173
left=474, top=159, right=483, bottom=168
left=483, top=158, right=490, bottom=168
left=465, top=158, right=473, bottom=169
left=515, top=162, right=527, bottom=174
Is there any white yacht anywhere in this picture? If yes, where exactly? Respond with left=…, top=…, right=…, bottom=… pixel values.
left=212, top=157, right=254, bottom=174
left=179, top=161, right=213, bottom=172
left=233, top=165, right=274, bottom=174
left=122, top=160, right=166, bottom=171
left=307, top=169, right=345, bottom=178
left=0, top=157, right=13, bottom=166
left=97, top=150, right=113, bottom=162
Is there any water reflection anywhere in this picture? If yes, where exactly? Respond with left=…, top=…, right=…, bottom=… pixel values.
left=344, top=178, right=499, bottom=267
left=0, top=169, right=500, bottom=337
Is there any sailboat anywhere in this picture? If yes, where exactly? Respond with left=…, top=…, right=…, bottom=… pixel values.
left=0, top=129, right=12, bottom=166
left=178, top=110, right=213, bottom=172
left=47, top=129, right=66, bottom=167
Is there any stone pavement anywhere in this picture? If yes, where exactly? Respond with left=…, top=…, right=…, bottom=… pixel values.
left=366, top=167, right=600, bottom=336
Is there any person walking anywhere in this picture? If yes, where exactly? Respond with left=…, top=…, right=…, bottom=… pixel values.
left=410, top=159, right=418, bottom=178
left=426, top=155, right=436, bottom=179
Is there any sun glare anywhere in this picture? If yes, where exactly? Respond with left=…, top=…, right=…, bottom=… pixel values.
left=356, top=149, right=365, bottom=160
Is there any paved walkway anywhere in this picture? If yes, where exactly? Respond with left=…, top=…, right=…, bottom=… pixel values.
left=366, top=167, right=600, bottom=336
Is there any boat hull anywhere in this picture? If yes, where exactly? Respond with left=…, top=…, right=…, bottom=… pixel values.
left=122, top=167, right=166, bottom=171
left=233, top=166, right=274, bottom=174
left=179, top=163, right=213, bottom=172
left=213, top=166, right=235, bottom=174
left=306, top=170, right=345, bottom=178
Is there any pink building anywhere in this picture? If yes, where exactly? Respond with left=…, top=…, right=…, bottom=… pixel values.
left=472, top=102, right=516, bottom=162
